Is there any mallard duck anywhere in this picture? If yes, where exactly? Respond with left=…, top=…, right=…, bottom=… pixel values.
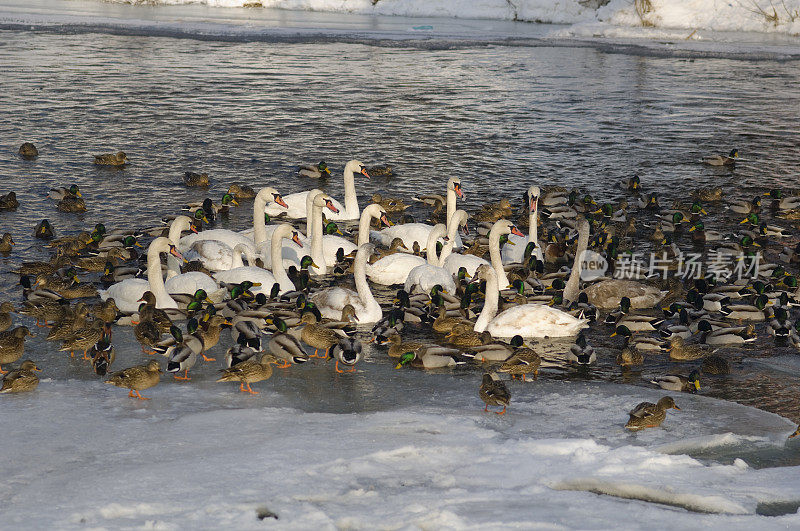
left=729, top=196, right=761, bottom=215
left=265, top=317, right=309, bottom=367
left=227, top=183, right=256, bottom=200
left=0, top=302, right=14, bottom=332
left=651, top=370, right=701, bottom=392
left=33, top=219, right=55, bottom=240
left=584, top=279, right=667, bottom=310
left=57, top=279, right=98, bottom=299
left=134, top=306, right=163, bottom=355
left=18, top=298, right=68, bottom=327
left=475, top=198, right=513, bottom=222
left=394, top=346, right=468, bottom=369
left=0, top=233, right=15, bottom=253
left=385, top=333, right=423, bottom=358
left=0, top=191, right=19, bottom=211
left=701, top=354, right=730, bottom=375
left=331, top=337, right=363, bottom=373
left=498, top=337, right=540, bottom=381
left=94, top=151, right=128, bottom=166
left=479, top=373, right=510, bottom=415
left=47, top=304, right=88, bottom=341
left=567, top=333, right=596, bottom=365
left=445, top=323, right=487, bottom=348
left=613, top=325, right=665, bottom=352
left=0, top=360, right=40, bottom=393
left=719, top=294, right=769, bottom=321
left=665, top=336, right=709, bottom=361
left=60, top=320, right=107, bottom=359
left=616, top=344, right=643, bottom=367
left=92, top=298, right=120, bottom=324
left=183, top=171, right=209, bottom=187
left=299, top=312, right=340, bottom=358
left=217, top=352, right=280, bottom=394
left=56, top=196, right=87, bottom=213
left=89, top=334, right=115, bottom=376
left=692, top=187, right=723, bottom=202
left=688, top=221, right=723, bottom=243
left=18, top=142, right=38, bottom=159
left=105, top=359, right=161, bottom=399
left=625, top=396, right=679, bottom=430
left=48, top=184, right=81, bottom=200
left=367, top=165, right=393, bottom=177
left=369, top=238, right=408, bottom=264
left=372, top=193, right=408, bottom=214
left=702, top=149, right=738, bottom=166
left=298, top=160, right=331, bottom=178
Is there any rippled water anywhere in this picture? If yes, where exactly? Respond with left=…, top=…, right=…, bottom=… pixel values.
left=1, top=26, right=800, bottom=441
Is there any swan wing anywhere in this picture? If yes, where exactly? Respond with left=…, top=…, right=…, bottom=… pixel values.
left=488, top=304, right=588, bottom=338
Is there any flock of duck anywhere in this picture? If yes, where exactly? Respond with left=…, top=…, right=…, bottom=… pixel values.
left=3, top=145, right=800, bottom=435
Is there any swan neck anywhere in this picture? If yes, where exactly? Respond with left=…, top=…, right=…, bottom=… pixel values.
left=310, top=201, right=326, bottom=275
left=474, top=269, right=499, bottom=333
left=166, top=217, right=189, bottom=279
left=563, top=226, right=589, bottom=304
left=358, top=207, right=375, bottom=246
left=147, top=242, right=176, bottom=308
left=354, top=249, right=380, bottom=314
left=270, top=229, right=291, bottom=289
left=446, top=186, right=456, bottom=227
left=489, top=228, right=509, bottom=287
left=343, top=165, right=359, bottom=218
left=253, top=193, right=269, bottom=245
left=529, top=204, right=539, bottom=250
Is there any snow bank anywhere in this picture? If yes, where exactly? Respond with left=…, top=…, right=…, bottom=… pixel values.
left=114, top=0, right=800, bottom=35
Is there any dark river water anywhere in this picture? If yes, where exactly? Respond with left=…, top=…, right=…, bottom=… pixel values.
left=1, top=18, right=800, bottom=455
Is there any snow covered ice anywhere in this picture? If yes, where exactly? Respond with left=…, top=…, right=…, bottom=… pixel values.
left=3, top=369, right=800, bottom=528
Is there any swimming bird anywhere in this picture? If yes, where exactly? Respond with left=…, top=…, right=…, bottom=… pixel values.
left=298, top=160, right=331, bottom=179
left=94, top=151, right=128, bottom=166
left=702, top=149, right=738, bottom=166
left=18, top=142, right=38, bottom=159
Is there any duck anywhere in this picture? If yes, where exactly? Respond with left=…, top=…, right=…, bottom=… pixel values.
left=267, top=159, right=368, bottom=220
left=616, top=344, right=643, bottom=367
left=475, top=198, right=513, bottom=223
left=479, top=373, right=511, bottom=415
left=498, top=337, right=540, bottom=381
left=0, top=360, right=40, bottom=393
left=105, top=359, right=161, bottom=400
left=688, top=221, right=723, bottom=243
left=625, top=396, right=679, bottom=430
left=217, top=352, right=280, bottom=394
left=48, top=184, right=81, bottom=201
left=700, top=354, right=730, bottom=375
left=94, top=151, right=128, bottom=166
left=385, top=333, right=423, bottom=359
left=651, top=370, right=701, bottom=392
left=183, top=171, right=209, bottom=187
left=227, top=183, right=256, bottom=200
left=567, top=332, right=596, bottom=365
left=371, top=193, right=408, bottom=214
left=445, top=323, right=490, bottom=348
left=394, top=346, right=469, bottom=369
left=165, top=322, right=206, bottom=380
left=0, top=302, right=15, bottom=332
left=299, top=312, right=340, bottom=358
left=133, top=306, right=164, bottom=355
left=664, top=335, right=709, bottom=361
left=298, top=160, right=331, bottom=179
left=60, top=320, right=107, bottom=360
left=719, top=294, right=770, bottom=321
left=702, top=148, right=738, bottom=166
left=0, top=233, right=13, bottom=254
left=692, top=186, right=723, bottom=202
left=264, top=317, right=309, bottom=367
left=0, top=191, right=19, bottom=211
left=18, top=298, right=69, bottom=327
left=311, top=243, right=383, bottom=323
left=89, top=334, right=115, bottom=376
left=331, top=337, right=364, bottom=373
left=473, top=265, right=588, bottom=339
left=729, top=196, right=761, bottom=215
left=18, top=142, right=38, bottom=159
left=34, top=219, right=55, bottom=240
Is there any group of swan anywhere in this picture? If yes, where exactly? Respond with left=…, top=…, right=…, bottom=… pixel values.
left=102, top=169, right=597, bottom=339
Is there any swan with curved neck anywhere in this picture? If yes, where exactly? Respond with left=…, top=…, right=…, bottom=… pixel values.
left=311, top=243, right=382, bottom=323
left=167, top=216, right=196, bottom=279
left=404, top=224, right=457, bottom=294
left=214, top=224, right=302, bottom=295
left=370, top=176, right=464, bottom=249
left=561, top=218, right=590, bottom=305
left=307, top=200, right=390, bottom=268
left=178, top=187, right=288, bottom=271
left=502, top=185, right=543, bottom=264
left=474, top=264, right=588, bottom=338
left=100, top=237, right=184, bottom=313
left=443, top=218, right=521, bottom=286
left=265, top=160, right=369, bottom=220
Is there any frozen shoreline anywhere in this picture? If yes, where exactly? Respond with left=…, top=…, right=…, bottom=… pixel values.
left=2, top=0, right=800, bottom=60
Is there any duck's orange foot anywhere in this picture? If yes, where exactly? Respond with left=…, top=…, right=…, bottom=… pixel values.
left=133, top=390, right=150, bottom=400
left=173, top=372, right=191, bottom=381
left=202, top=355, right=216, bottom=362
left=275, top=360, right=291, bottom=369
left=495, top=406, right=507, bottom=415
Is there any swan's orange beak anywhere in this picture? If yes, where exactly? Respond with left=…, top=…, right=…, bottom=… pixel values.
left=530, top=198, right=538, bottom=213
left=360, top=167, right=370, bottom=179
left=169, top=246, right=188, bottom=263
left=380, top=213, right=393, bottom=227
left=274, top=194, right=288, bottom=209
left=454, top=183, right=464, bottom=200
left=292, top=232, right=303, bottom=247
left=190, top=223, right=199, bottom=234
left=511, top=226, right=525, bottom=238
left=325, top=199, right=340, bottom=214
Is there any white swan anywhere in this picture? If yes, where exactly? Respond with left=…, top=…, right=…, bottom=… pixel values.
left=178, top=187, right=288, bottom=271
left=404, top=224, right=457, bottom=294
left=213, top=224, right=303, bottom=295
left=311, top=243, right=383, bottom=323
left=265, top=160, right=369, bottom=220
left=502, top=185, right=544, bottom=264
left=561, top=218, right=591, bottom=305
left=366, top=247, right=426, bottom=286
left=100, top=237, right=183, bottom=312
left=370, top=176, right=464, bottom=250
left=474, top=264, right=588, bottom=338
left=443, top=217, right=521, bottom=288
left=162, top=215, right=221, bottom=297
left=323, top=202, right=390, bottom=261
left=166, top=215, right=197, bottom=279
